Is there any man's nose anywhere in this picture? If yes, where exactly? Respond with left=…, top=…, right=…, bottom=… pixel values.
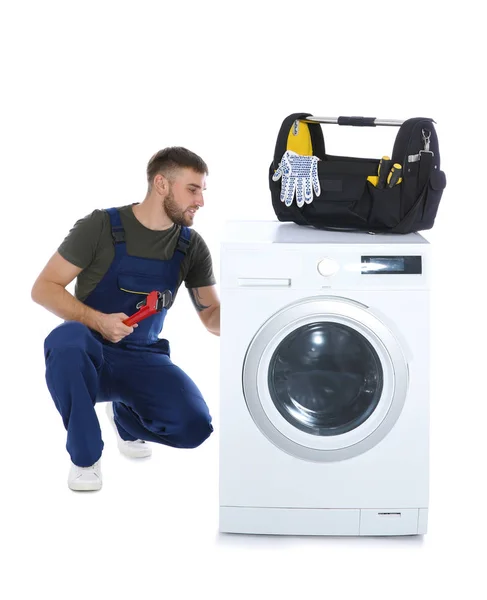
left=196, top=194, right=205, bottom=207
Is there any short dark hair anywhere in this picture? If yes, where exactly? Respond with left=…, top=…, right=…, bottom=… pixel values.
left=147, top=146, right=208, bottom=189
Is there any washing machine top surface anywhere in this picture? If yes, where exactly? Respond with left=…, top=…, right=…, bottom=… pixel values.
left=221, top=220, right=429, bottom=246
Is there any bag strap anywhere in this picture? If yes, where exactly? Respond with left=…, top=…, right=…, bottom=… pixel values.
left=294, top=212, right=384, bottom=234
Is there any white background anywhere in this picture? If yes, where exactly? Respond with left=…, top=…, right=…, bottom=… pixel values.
left=2, top=1, right=486, bottom=598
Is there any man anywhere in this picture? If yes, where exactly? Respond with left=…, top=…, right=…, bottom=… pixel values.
left=31, top=147, right=219, bottom=491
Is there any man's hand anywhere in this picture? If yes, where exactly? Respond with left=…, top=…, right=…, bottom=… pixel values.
left=31, top=252, right=139, bottom=342
left=95, top=312, right=138, bottom=343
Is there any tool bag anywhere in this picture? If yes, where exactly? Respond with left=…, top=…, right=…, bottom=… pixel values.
left=269, top=112, right=447, bottom=233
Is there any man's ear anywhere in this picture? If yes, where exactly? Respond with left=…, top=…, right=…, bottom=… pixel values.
left=154, top=173, right=169, bottom=195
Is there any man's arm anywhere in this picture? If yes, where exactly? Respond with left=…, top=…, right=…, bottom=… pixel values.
left=31, top=251, right=104, bottom=331
left=188, top=285, right=220, bottom=337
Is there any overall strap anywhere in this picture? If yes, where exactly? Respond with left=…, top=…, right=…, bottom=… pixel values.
left=175, top=226, right=191, bottom=256
left=106, top=207, right=127, bottom=258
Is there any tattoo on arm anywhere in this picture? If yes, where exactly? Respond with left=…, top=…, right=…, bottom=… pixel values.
left=189, top=288, right=211, bottom=312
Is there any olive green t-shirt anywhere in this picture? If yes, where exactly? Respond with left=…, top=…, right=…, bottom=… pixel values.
left=58, top=204, right=216, bottom=303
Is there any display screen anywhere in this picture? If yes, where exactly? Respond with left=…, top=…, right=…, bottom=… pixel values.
left=361, top=256, right=422, bottom=275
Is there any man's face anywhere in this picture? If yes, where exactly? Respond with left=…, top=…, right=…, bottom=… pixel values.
left=163, top=168, right=206, bottom=227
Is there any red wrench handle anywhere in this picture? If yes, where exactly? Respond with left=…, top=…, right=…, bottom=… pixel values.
left=123, top=305, right=158, bottom=326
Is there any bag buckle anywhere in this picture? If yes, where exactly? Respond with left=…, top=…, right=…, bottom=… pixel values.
left=422, top=128, right=431, bottom=152
left=409, top=128, right=435, bottom=162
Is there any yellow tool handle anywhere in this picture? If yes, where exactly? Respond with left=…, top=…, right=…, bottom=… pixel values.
left=368, top=174, right=402, bottom=187
left=387, top=163, right=403, bottom=187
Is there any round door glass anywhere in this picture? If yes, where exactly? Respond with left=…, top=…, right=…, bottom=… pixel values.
left=268, top=322, right=383, bottom=436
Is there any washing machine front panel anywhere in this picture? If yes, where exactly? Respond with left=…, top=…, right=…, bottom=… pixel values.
left=243, top=297, right=408, bottom=462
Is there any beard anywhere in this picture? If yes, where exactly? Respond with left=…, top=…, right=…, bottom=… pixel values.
left=163, top=188, right=194, bottom=227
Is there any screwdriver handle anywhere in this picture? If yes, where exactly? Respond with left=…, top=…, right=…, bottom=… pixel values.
left=377, top=156, right=392, bottom=189
left=387, top=163, right=402, bottom=188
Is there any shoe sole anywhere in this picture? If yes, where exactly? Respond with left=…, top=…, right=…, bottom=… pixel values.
left=118, top=446, right=152, bottom=458
left=117, top=444, right=152, bottom=459
left=68, top=480, right=102, bottom=492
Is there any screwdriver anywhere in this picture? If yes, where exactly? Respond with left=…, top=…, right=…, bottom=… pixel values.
left=387, top=163, right=403, bottom=188
left=377, top=156, right=392, bottom=189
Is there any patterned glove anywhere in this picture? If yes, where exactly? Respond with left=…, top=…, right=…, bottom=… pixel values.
left=272, top=150, right=321, bottom=208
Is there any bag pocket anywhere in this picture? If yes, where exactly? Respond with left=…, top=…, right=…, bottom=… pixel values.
left=365, top=181, right=402, bottom=229
left=421, top=169, right=447, bottom=225
left=302, top=164, right=371, bottom=228
left=305, top=174, right=370, bottom=229
left=316, top=161, right=369, bottom=202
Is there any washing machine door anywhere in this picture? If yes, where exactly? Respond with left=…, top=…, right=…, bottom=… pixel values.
left=242, top=296, right=409, bottom=462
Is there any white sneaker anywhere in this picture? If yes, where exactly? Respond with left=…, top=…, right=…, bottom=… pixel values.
left=105, top=402, right=152, bottom=458
left=68, top=460, right=102, bottom=491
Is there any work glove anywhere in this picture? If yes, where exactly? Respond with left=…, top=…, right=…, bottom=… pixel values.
left=272, top=150, right=321, bottom=208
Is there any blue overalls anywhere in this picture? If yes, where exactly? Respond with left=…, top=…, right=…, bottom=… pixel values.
left=44, top=207, right=213, bottom=467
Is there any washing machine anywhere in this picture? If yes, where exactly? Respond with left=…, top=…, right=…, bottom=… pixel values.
left=219, top=220, right=430, bottom=536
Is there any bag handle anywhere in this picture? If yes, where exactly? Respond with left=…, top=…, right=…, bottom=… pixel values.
left=304, top=116, right=404, bottom=127
left=273, top=114, right=404, bottom=168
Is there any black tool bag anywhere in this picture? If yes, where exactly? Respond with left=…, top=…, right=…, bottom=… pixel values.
left=269, top=112, right=447, bottom=233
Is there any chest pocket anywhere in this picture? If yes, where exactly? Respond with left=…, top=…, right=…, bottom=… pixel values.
left=117, top=273, right=164, bottom=296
